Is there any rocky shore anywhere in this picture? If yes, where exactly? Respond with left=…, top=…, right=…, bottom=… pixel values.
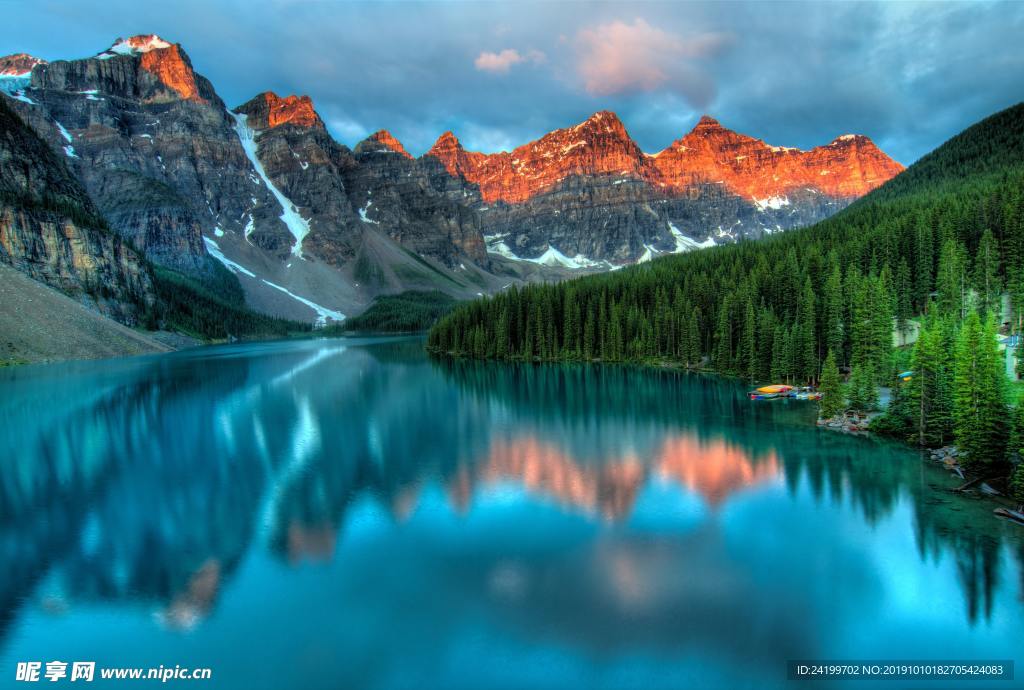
left=816, top=411, right=879, bottom=434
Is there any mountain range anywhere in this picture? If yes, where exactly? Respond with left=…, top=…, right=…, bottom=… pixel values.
left=0, top=34, right=902, bottom=329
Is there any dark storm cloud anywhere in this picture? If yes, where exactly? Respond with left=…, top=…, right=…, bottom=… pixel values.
left=1, top=0, right=1021, bottom=163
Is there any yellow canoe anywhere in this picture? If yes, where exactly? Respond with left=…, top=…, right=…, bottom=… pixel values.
left=756, top=385, right=793, bottom=394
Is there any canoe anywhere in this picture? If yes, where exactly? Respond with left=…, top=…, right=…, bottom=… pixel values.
left=756, top=385, right=793, bottom=394
left=748, top=392, right=780, bottom=400
left=793, top=391, right=823, bottom=400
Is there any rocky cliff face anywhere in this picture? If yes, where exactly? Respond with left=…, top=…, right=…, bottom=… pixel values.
left=6, top=36, right=295, bottom=276
left=0, top=34, right=905, bottom=324
left=424, top=112, right=903, bottom=263
left=233, top=91, right=363, bottom=265
left=0, top=97, right=154, bottom=324
left=652, top=115, right=903, bottom=201
left=346, top=129, right=487, bottom=268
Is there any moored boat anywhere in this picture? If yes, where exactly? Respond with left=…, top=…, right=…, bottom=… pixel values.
left=748, top=384, right=793, bottom=400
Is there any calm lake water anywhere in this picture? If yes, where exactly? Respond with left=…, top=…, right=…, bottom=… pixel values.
left=1, top=336, right=1022, bottom=689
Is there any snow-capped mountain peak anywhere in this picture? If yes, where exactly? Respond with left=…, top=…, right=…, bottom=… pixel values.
left=98, top=34, right=173, bottom=59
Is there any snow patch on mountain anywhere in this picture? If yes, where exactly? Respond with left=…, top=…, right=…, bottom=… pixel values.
left=231, top=111, right=311, bottom=257
left=55, top=121, right=73, bottom=142
left=0, top=74, right=30, bottom=95
left=358, top=200, right=379, bottom=224
left=98, top=35, right=172, bottom=59
left=484, top=233, right=612, bottom=269
left=668, top=222, right=717, bottom=252
left=203, top=236, right=344, bottom=326
left=260, top=279, right=345, bottom=327
left=531, top=245, right=611, bottom=269
left=753, top=195, right=790, bottom=211
left=203, top=237, right=255, bottom=277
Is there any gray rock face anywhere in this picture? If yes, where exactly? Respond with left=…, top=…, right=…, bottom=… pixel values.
left=0, top=97, right=154, bottom=325
left=233, top=92, right=363, bottom=266
left=230, top=95, right=489, bottom=276
left=346, top=131, right=487, bottom=269
left=421, top=112, right=900, bottom=264
left=0, top=36, right=902, bottom=327
left=9, top=38, right=295, bottom=277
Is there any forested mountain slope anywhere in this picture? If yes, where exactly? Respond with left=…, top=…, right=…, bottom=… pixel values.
left=428, top=102, right=1024, bottom=387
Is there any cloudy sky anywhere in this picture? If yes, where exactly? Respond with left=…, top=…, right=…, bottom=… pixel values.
left=2, top=0, right=1022, bottom=164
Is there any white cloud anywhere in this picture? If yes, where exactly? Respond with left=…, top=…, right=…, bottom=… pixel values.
left=475, top=48, right=545, bottom=74
left=575, top=18, right=730, bottom=105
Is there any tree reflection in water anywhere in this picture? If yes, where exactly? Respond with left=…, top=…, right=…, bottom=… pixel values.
left=0, top=338, right=1021, bottom=663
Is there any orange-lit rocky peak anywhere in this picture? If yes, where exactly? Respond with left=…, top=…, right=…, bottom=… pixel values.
left=438, top=110, right=660, bottom=204
left=362, top=129, right=413, bottom=158
left=96, top=35, right=204, bottom=103
left=425, top=130, right=488, bottom=177
left=652, top=114, right=903, bottom=200
left=693, top=114, right=723, bottom=130
left=235, top=91, right=323, bottom=130
left=429, top=130, right=461, bottom=151
left=139, top=45, right=203, bottom=102
left=114, top=34, right=174, bottom=54
left=266, top=93, right=321, bottom=129
left=572, top=109, right=629, bottom=136
left=0, top=53, right=46, bottom=76
left=429, top=112, right=902, bottom=206
left=427, top=130, right=464, bottom=161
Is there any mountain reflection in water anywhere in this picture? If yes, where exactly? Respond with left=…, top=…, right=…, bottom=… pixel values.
left=0, top=337, right=1021, bottom=689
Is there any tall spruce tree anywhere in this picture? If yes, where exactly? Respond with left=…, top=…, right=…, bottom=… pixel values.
left=818, top=350, right=845, bottom=419
left=908, top=314, right=956, bottom=447
left=973, top=229, right=1002, bottom=316
left=953, top=311, right=1007, bottom=464
left=847, top=362, right=879, bottom=412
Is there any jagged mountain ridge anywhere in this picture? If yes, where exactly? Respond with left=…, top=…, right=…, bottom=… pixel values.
left=421, top=111, right=903, bottom=263
left=1, top=37, right=498, bottom=323
left=0, top=34, right=902, bottom=325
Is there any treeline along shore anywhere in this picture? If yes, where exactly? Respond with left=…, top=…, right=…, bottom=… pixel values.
left=428, top=103, right=1024, bottom=508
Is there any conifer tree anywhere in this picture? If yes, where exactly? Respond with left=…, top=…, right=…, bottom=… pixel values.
left=894, top=258, right=913, bottom=338
left=822, top=264, right=845, bottom=363
left=936, top=239, right=969, bottom=319
left=953, top=312, right=1007, bottom=464
left=847, top=362, right=879, bottom=412
left=818, top=350, right=845, bottom=419
left=908, top=315, right=955, bottom=447
left=973, top=228, right=1001, bottom=316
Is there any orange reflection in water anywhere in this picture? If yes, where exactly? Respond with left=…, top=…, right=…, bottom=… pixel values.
left=464, top=434, right=780, bottom=519
left=656, top=436, right=781, bottom=508
left=479, top=438, right=645, bottom=521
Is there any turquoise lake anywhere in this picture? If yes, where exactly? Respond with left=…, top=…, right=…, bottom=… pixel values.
left=0, top=336, right=1022, bottom=688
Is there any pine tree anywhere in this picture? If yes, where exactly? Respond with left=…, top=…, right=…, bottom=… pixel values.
left=936, top=239, right=969, bottom=319
left=973, top=228, right=1002, bottom=315
left=1016, top=335, right=1024, bottom=380
left=847, top=362, right=878, bottom=412
left=795, top=278, right=817, bottom=382
left=496, top=307, right=510, bottom=359
left=953, top=311, right=1007, bottom=465
left=822, top=264, right=845, bottom=364
left=894, top=258, right=913, bottom=339
left=1010, top=465, right=1024, bottom=505
left=741, top=298, right=757, bottom=379
left=1007, top=395, right=1024, bottom=462
left=818, top=350, right=845, bottom=419
left=908, top=315, right=955, bottom=447
left=913, top=216, right=934, bottom=311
